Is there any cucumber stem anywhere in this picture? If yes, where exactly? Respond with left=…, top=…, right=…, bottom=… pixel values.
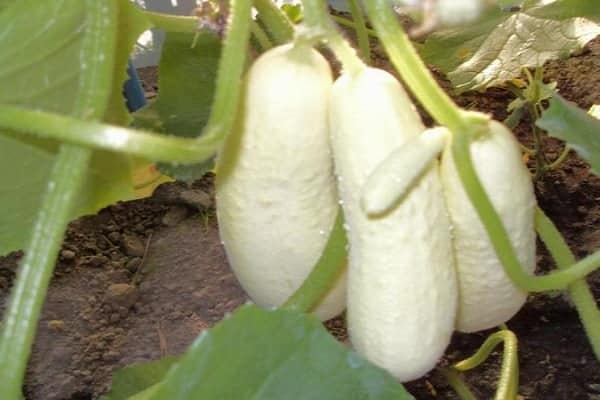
left=253, top=0, right=295, bottom=44
left=535, top=207, right=600, bottom=359
left=301, top=0, right=365, bottom=75
left=347, top=0, right=371, bottom=63
left=0, top=2, right=118, bottom=398
left=453, top=330, right=519, bottom=400
left=282, top=209, right=347, bottom=313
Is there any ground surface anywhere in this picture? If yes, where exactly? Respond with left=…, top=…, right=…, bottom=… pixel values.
left=0, top=30, right=599, bottom=400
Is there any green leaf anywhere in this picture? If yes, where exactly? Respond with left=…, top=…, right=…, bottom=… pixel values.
left=0, top=0, right=139, bottom=254
left=100, top=357, right=179, bottom=400
left=151, top=31, right=222, bottom=182
left=536, top=94, right=600, bottom=174
left=148, top=305, right=413, bottom=400
left=421, top=1, right=600, bottom=92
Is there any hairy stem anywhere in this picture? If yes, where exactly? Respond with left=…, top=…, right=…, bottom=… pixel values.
left=0, top=2, right=117, bottom=398
left=347, top=0, right=371, bottom=63
left=0, top=105, right=217, bottom=163
left=364, top=1, right=465, bottom=133
left=535, top=207, right=600, bottom=359
left=330, top=15, right=378, bottom=37
left=301, top=0, right=365, bottom=74
left=253, top=0, right=295, bottom=44
left=251, top=19, right=274, bottom=50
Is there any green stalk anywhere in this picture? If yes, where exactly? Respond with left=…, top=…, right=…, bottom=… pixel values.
left=301, top=0, right=365, bottom=75
left=282, top=209, right=347, bottom=313
left=144, top=10, right=199, bottom=33
left=364, top=1, right=466, bottom=134
left=253, top=0, right=295, bottom=44
left=0, top=105, right=216, bottom=163
left=330, top=15, right=378, bottom=37
left=0, top=2, right=117, bottom=398
left=201, top=0, right=252, bottom=144
left=535, top=207, right=600, bottom=359
left=453, top=330, right=519, bottom=400
left=251, top=20, right=274, bottom=50
left=347, top=0, right=371, bottom=63
left=0, top=147, right=92, bottom=400
left=439, top=368, right=478, bottom=400
left=452, top=133, right=600, bottom=291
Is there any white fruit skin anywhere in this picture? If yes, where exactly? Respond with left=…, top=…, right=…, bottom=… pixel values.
left=330, top=68, right=457, bottom=382
left=440, top=120, right=536, bottom=333
left=215, top=44, right=346, bottom=321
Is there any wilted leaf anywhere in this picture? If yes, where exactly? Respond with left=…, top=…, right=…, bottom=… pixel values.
left=421, top=0, right=600, bottom=92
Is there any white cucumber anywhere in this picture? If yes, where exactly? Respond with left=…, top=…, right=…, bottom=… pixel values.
left=440, top=120, right=536, bottom=333
left=215, top=44, right=346, bottom=321
left=330, top=67, right=457, bottom=382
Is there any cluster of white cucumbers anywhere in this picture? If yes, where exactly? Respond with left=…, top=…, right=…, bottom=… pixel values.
left=215, top=42, right=536, bottom=382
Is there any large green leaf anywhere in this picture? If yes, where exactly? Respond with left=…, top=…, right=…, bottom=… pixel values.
left=100, top=357, right=179, bottom=400
left=421, top=0, right=600, bottom=92
left=0, top=0, right=149, bottom=255
left=142, top=306, right=413, bottom=400
left=536, top=94, right=600, bottom=174
left=144, top=31, right=222, bottom=182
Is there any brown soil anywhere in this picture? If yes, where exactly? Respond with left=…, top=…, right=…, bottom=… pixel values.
left=1, top=33, right=599, bottom=400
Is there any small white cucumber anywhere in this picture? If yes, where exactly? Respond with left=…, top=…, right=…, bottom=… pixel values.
left=440, top=120, right=536, bottom=333
left=330, top=67, right=457, bottom=382
left=216, top=43, right=346, bottom=321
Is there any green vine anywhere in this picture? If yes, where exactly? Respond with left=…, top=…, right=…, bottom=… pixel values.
left=535, top=207, right=600, bottom=359
left=452, top=330, right=519, bottom=400
left=0, top=105, right=216, bottom=163
left=0, top=2, right=118, bottom=399
left=347, top=0, right=371, bottom=63
left=253, top=0, right=295, bottom=44
left=282, top=209, right=347, bottom=313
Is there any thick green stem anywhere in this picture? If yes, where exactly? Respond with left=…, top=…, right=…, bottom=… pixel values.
left=251, top=20, right=273, bottom=50
left=0, top=105, right=217, bottom=164
left=282, top=210, right=347, bottom=313
left=364, top=1, right=465, bottom=133
left=301, top=0, right=365, bottom=75
left=535, top=207, right=600, bottom=359
left=453, top=330, right=519, bottom=400
left=330, top=15, right=378, bottom=37
left=0, top=2, right=117, bottom=398
left=452, top=133, right=600, bottom=291
left=347, top=0, right=371, bottom=63
left=144, top=10, right=199, bottom=33
left=202, top=0, right=252, bottom=144
left=253, top=0, right=295, bottom=44
left=0, top=146, right=92, bottom=399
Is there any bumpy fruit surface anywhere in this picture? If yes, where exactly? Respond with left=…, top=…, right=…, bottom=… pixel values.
left=216, top=44, right=346, bottom=321
left=330, top=67, right=457, bottom=382
left=441, top=120, right=536, bottom=333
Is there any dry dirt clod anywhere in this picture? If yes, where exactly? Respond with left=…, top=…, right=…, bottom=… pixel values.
left=105, top=283, right=139, bottom=309
left=122, top=234, right=146, bottom=257
left=162, top=205, right=189, bottom=227
left=180, top=189, right=212, bottom=210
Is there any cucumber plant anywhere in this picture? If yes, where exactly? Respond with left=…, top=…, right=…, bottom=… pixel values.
left=0, top=1, right=598, bottom=399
